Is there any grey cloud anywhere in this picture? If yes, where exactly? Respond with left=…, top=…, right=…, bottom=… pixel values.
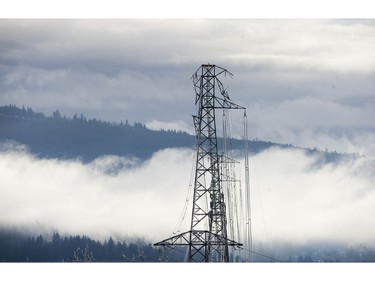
left=0, top=19, right=375, bottom=157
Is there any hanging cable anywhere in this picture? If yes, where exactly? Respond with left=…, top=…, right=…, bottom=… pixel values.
left=173, top=151, right=196, bottom=234
left=251, top=156, right=272, bottom=258
left=162, top=151, right=196, bottom=262
left=222, top=109, right=236, bottom=241
left=237, top=166, right=245, bottom=261
left=243, top=110, right=252, bottom=262
left=232, top=166, right=241, bottom=248
left=242, top=248, right=284, bottom=262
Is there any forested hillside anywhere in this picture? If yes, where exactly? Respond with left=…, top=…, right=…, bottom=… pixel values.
left=0, top=105, right=347, bottom=163
left=0, top=105, right=194, bottom=161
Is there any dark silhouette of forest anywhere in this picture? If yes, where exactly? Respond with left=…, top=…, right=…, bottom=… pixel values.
left=0, top=104, right=350, bottom=163
left=0, top=228, right=185, bottom=262
left=0, top=104, right=194, bottom=161
left=1, top=228, right=375, bottom=262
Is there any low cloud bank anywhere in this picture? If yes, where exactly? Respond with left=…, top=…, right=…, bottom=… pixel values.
left=250, top=147, right=375, bottom=246
left=1, top=144, right=374, bottom=248
left=0, top=146, right=193, bottom=242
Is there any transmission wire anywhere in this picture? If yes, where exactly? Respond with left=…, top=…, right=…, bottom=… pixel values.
left=251, top=156, right=272, bottom=258
left=243, top=110, right=252, bottom=262
left=241, top=248, right=284, bottom=262
left=173, top=152, right=196, bottom=234
left=222, top=109, right=235, bottom=241
left=162, top=152, right=195, bottom=262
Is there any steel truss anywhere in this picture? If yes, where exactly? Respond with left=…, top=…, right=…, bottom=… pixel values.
left=154, top=64, right=245, bottom=262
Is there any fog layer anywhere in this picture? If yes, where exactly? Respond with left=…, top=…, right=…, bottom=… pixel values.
left=1, top=145, right=374, bottom=246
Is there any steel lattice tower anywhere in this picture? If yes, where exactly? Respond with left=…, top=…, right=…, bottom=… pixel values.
left=154, top=64, right=245, bottom=262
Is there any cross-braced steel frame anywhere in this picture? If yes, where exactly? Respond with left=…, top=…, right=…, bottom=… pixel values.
left=154, top=64, right=244, bottom=262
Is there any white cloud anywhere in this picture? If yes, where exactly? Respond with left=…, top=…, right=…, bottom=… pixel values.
left=250, top=147, right=375, bottom=246
left=145, top=119, right=193, bottom=134
left=0, top=148, right=194, bottom=242
left=1, top=145, right=375, bottom=249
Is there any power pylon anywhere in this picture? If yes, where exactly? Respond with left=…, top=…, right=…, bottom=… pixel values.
left=154, top=64, right=246, bottom=262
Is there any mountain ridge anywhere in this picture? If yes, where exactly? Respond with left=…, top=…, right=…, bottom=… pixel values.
left=0, top=104, right=353, bottom=163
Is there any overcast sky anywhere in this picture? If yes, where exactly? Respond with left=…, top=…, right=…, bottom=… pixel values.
left=1, top=19, right=375, bottom=158
left=2, top=18, right=375, bottom=256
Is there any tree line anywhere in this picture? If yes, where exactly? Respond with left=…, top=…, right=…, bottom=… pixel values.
left=0, top=104, right=194, bottom=161
left=0, top=104, right=355, bottom=164
left=2, top=228, right=375, bottom=262
left=0, top=229, right=185, bottom=262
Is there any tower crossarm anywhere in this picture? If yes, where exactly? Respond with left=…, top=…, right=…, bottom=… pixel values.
left=154, top=230, right=242, bottom=248
left=213, top=96, right=245, bottom=110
